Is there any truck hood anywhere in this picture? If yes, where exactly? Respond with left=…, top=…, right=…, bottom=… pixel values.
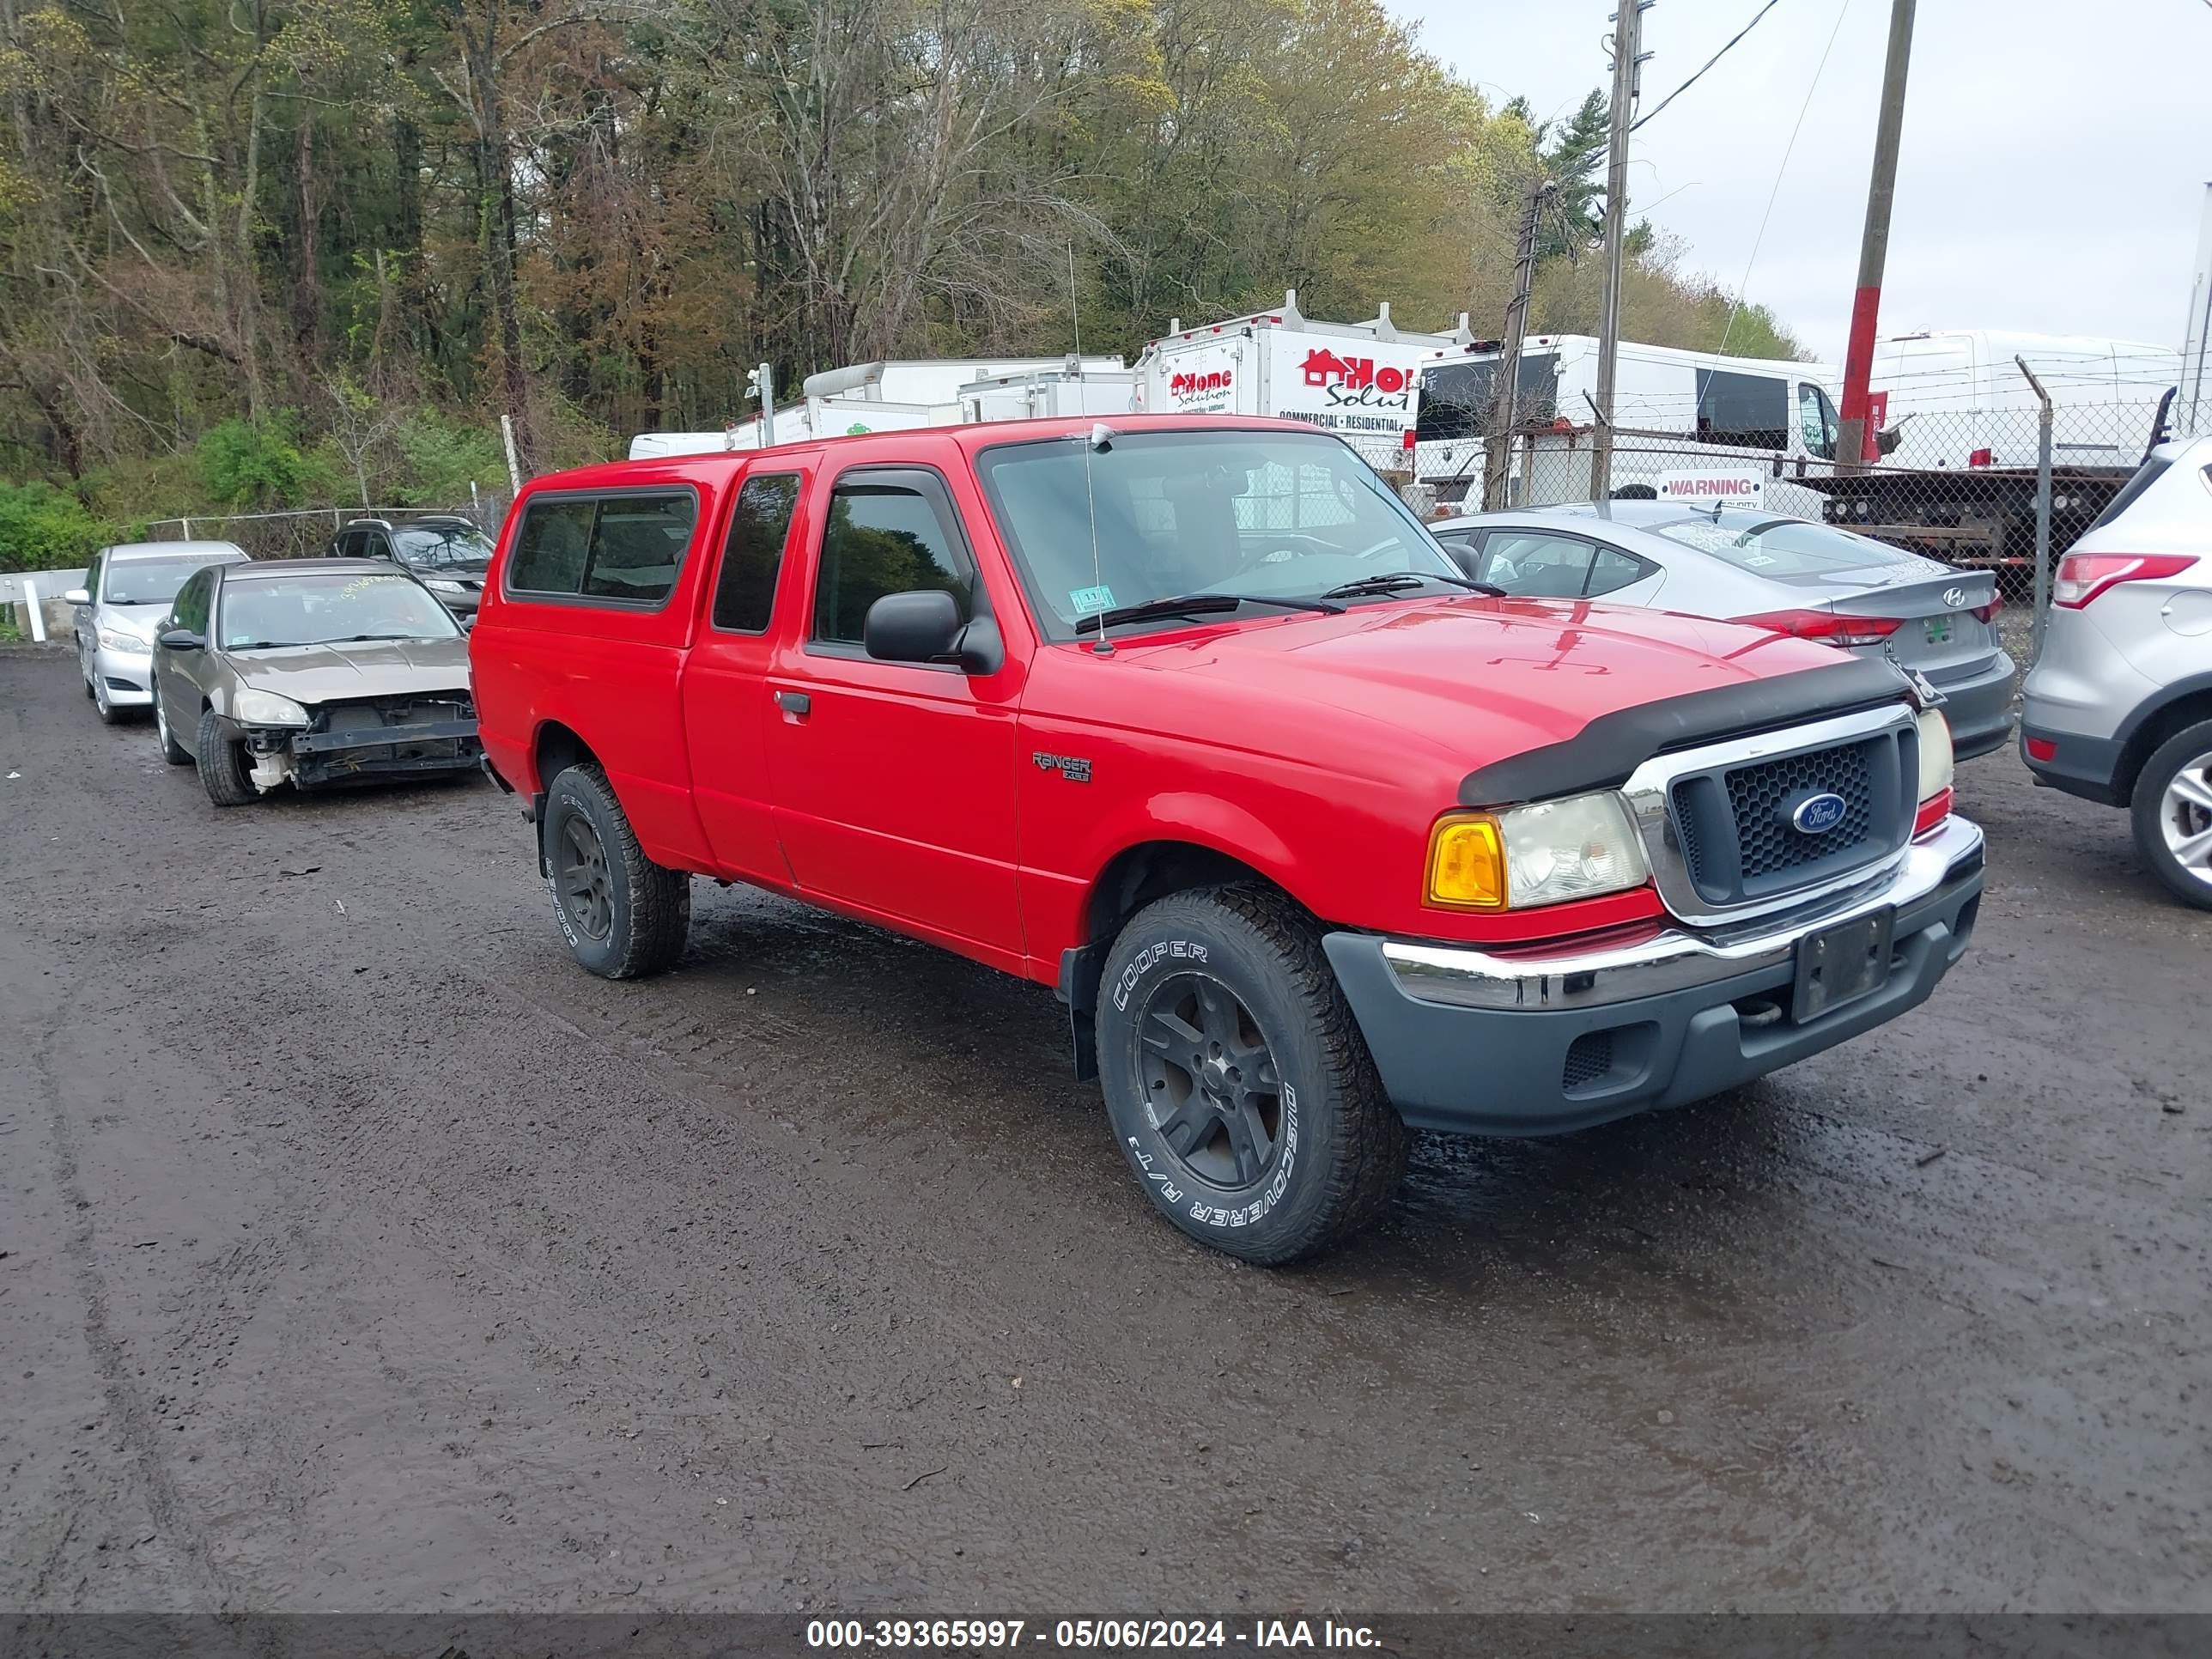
left=1089, top=596, right=1856, bottom=781
left=228, top=636, right=472, bottom=704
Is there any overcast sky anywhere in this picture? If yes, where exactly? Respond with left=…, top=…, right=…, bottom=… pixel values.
left=1389, top=0, right=2212, bottom=363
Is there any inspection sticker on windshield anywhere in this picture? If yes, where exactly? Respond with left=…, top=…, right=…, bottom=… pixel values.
left=1070, top=585, right=1115, bottom=617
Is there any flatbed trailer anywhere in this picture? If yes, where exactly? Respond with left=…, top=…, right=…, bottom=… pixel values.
left=1798, top=464, right=2133, bottom=592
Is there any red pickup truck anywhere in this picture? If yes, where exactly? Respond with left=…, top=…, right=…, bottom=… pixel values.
left=471, top=414, right=1984, bottom=1262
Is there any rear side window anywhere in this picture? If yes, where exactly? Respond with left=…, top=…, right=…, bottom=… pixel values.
left=712, top=473, right=802, bottom=633
left=812, top=474, right=977, bottom=646
left=1694, top=370, right=1789, bottom=449
left=507, top=490, right=697, bottom=607
left=2087, top=456, right=2172, bottom=532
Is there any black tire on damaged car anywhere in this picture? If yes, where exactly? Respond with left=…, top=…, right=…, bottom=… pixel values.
left=2130, top=718, right=2212, bottom=912
left=541, top=763, right=690, bottom=979
left=195, top=708, right=257, bottom=807
left=155, top=695, right=191, bottom=765
left=1095, top=884, right=1407, bottom=1265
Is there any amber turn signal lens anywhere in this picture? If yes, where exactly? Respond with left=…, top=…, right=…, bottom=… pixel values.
left=1426, top=815, right=1508, bottom=910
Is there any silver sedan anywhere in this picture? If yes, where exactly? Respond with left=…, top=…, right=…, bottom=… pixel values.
left=1431, top=501, right=2017, bottom=760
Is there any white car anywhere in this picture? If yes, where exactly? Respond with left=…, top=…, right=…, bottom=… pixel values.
left=68, top=540, right=250, bottom=724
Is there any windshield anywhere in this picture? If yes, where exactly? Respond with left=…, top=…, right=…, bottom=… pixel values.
left=103, top=556, right=234, bottom=607
left=216, top=570, right=462, bottom=650
left=391, top=524, right=495, bottom=568
left=975, top=429, right=1463, bottom=639
left=1644, top=514, right=1923, bottom=576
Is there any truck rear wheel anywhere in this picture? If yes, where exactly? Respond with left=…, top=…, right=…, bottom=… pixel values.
left=2131, top=720, right=2212, bottom=911
left=1096, top=884, right=1407, bottom=1264
left=543, top=763, right=690, bottom=977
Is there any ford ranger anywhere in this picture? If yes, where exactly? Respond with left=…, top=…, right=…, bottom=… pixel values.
left=470, top=415, right=1984, bottom=1263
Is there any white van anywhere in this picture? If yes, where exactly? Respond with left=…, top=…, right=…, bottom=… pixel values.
left=1413, top=334, right=1843, bottom=511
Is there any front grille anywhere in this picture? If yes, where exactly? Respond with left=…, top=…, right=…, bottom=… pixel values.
left=1726, top=740, right=1877, bottom=882
left=1563, top=1031, right=1614, bottom=1093
left=1667, top=727, right=1912, bottom=908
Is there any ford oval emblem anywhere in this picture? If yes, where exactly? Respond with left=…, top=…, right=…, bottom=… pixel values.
left=1791, top=792, right=1850, bottom=835
left=1942, top=586, right=1967, bottom=608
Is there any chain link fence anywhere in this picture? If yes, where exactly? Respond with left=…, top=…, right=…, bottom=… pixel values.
left=140, top=496, right=512, bottom=562
left=1442, top=395, right=2205, bottom=600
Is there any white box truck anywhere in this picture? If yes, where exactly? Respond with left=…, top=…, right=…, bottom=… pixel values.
left=1131, top=291, right=1470, bottom=471
left=629, top=354, right=1125, bottom=458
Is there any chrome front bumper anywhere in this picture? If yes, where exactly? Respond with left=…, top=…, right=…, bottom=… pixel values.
left=1382, top=815, right=1985, bottom=1012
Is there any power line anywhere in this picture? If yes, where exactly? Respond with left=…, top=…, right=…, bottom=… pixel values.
left=1717, top=0, right=1852, bottom=356
left=1632, top=0, right=1788, bottom=135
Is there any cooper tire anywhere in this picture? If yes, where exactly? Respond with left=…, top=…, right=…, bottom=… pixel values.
left=155, top=696, right=191, bottom=765
left=542, top=763, right=690, bottom=979
left=2130, top=720, right=2212, bottom=912
left=195, top=708, right=257, bottom=807
left=1096, top=884, right=1407, bottom=1265
left=93, top=673, right=123, bottom=726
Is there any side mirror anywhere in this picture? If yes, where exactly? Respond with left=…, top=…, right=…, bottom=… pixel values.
left=158, top=627, right=205, bottom=652
left=62, top=587, right=91, bottom=606
left=863, top=589, right=963, bottom=665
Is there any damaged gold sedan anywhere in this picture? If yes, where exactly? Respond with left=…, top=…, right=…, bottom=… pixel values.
left=148, top=557, right=480, bottom=807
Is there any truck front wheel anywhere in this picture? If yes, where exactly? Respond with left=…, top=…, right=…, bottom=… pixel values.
left=1096, top=885, right=1407, bottom=1264
left=542, top=763, right=690, bottom=977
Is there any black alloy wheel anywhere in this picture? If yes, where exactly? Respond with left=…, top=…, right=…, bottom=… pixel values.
left=1137, top=971, right=1284, bottom=1188
left=555, top=814, right=615, bottom=943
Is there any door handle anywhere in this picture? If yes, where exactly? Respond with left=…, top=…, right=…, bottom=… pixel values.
left=774, top=689, right=811, bottom=717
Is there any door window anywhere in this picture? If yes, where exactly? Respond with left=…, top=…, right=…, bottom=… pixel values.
left=1798, top=383, right=1840, bottom=460
left=172, top=568, right=213, bottom=634
left=812, top=473, right=978, bottom=647
left=1476, top=532, right=1597, bottom=599
left=712, top=472, right=802, bottom=633
left=83, top=552, right=105, bottom=602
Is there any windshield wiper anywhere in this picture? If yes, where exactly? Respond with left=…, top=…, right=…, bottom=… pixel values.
left=1072, top=592, right=1345, bottom=635
left=1321, top=570, right=1505, bottom=599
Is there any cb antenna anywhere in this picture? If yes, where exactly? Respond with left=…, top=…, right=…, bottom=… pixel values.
left=1082, top=422, right=1113, bottom=655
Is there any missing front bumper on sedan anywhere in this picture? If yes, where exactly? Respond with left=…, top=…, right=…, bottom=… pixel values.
left=236, top=697, right=481, bottom=793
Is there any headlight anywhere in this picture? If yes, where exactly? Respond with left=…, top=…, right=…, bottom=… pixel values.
left=422, top=578, right=466, bottom=593
left=1427, top=791, right=1650, bottom=911
left=233, top=688, right=310, bottom=727
left=1916, top=708, right=1954, bottom=801
left=96, top=627, right=144, bottom=653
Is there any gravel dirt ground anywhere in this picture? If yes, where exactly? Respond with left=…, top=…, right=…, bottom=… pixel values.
left=2, top=641, right=2207, bottom=1616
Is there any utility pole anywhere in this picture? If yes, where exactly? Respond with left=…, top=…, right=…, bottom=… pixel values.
left=1834, top=0, right=1917, bottom=475
left=1589, top=1, right=1647, bottom=500
left=1485, top=179, right=1556, bottom=510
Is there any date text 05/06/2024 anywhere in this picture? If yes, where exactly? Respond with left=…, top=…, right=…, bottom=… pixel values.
left=805, top=1619, right=1382, bottom=1650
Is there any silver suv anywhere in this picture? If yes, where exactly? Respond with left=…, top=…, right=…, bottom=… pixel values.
left=2021, top=434, right=2212, bottom=908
